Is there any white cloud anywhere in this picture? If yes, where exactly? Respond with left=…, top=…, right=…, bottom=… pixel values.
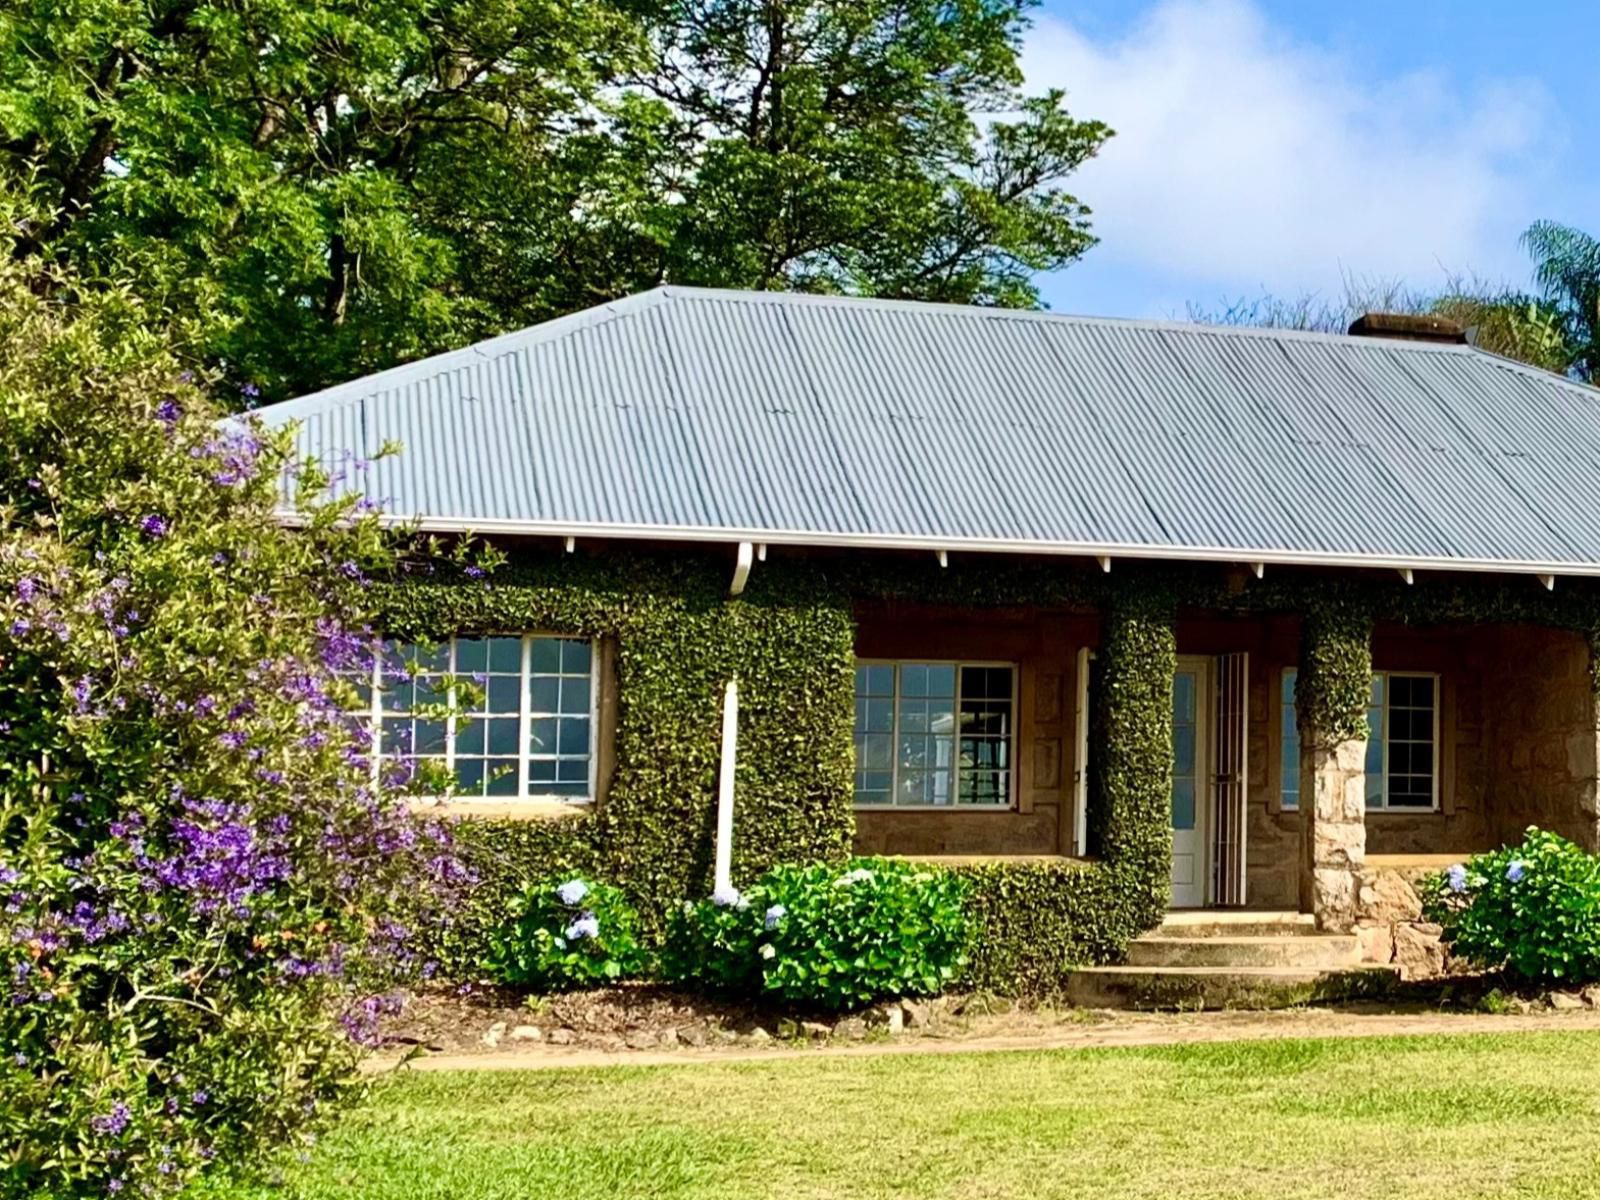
left=1025, top=0, right=1561, bottom=305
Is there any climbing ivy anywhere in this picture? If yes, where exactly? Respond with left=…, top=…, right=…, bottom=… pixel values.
left=1295, top=588, right=1375, bottom=750
left=376, top=551, right=855, bottom=951
left=383, top=548, right=1600, bottom=990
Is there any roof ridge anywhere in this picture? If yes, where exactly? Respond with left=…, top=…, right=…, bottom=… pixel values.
left=258, top=288, right=676, bottom=419
left=648, top=285, right=1482, bottom=353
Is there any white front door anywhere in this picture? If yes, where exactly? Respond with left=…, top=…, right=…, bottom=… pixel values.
left=1170, top=658, right=1209, bottom=908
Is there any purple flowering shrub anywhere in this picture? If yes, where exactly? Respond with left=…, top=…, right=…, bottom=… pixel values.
left=0, top=265, right=483, bottom=1196
left=1423, top=827, right=1600, bottom=982
left=485, top=878, right=648, bottom=990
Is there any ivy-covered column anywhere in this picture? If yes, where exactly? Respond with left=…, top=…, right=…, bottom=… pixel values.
left=1296, top=600, right=1373, bottom=931
left=1093, top=590, right=1177, bottom=928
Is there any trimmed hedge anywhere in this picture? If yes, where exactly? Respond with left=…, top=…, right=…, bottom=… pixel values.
left=954, top=861, right=1161, bottom=994
left=1296, top=588, right=1374, bottom=749
left=419, top=815, right=601, bottom=976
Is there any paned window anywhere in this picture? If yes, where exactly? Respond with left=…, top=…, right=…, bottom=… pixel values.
left=1279, top=668, right=1437, bottom=811
left=348, top=635, right=596, bottom=801
left=853, top=661, right=1015, bottom=808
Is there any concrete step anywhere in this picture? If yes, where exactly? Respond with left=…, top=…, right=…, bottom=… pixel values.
left=1126, top=934, right=1361, bottom=970
left=1062, top=964, right=1399, bottom=1011
left=1156, top=910, right=1317, bottom=939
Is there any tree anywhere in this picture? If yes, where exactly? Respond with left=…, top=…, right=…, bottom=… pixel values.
left=1, top=0, right=1110, bottom=403
left=1187, top=270, right=1578, bottom=376
left=0, top=252, right=473, bottom=1196
left=1521, top=220, right=1600, bottom=382
left=0, top=0, right=638, bottom=401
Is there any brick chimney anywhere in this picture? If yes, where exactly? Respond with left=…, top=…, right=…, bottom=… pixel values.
left=1347, top=312, right=1467, bottom=344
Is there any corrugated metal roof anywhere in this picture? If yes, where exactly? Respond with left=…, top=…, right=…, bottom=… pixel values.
left=258, top=286, right=1600, bottom=576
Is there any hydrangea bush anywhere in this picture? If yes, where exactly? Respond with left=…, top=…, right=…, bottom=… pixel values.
left=1422, top=827, right=1600, bottom=982
left=662, top=858, right=971, bottom=1009
left=0, top=262, right=480, bottom=1196
left=485, top=877, right=648, bottom=990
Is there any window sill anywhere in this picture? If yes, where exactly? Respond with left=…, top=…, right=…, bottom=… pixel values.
left=891, top=853, right=1093, bottom=868
left=406, top=797, right=591, bottom=822
left=854, top=805, right=1017, bottom=814
left=1277, top=807, right=1443, bottom=817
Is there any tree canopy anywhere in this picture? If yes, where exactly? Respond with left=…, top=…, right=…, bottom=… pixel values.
left=0, top=0, right=1110, bottom=402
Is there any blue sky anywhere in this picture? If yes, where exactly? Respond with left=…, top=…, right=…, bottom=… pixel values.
left=1027, top=0, right=1597, bottom=318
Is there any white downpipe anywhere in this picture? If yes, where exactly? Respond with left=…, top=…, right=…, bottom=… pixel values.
left=713, top=676, right=740, bottom=894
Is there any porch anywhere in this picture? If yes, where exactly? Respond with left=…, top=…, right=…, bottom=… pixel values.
left=849, top=594, right=1600, bottom=932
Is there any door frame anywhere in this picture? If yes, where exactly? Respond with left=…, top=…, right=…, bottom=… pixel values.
left=1171, top=655, right=1213, bottom=908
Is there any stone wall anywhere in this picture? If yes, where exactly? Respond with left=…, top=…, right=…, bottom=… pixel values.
left=1481, top=625, right=1600, bottom=851
left=1355, top=863, right=1451, bottom=979
left=850, top=606, right=1600, bottom=901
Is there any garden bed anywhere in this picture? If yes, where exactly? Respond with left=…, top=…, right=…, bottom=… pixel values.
left=382, top=983, right=1029, bottom=1054
left=378, top=973, right=1600, bottom=1060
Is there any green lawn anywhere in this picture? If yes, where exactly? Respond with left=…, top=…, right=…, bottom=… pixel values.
left=218, top=1033, right=1600, bottom=1200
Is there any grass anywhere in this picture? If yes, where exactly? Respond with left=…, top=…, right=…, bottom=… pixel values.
left=213, top=1032, right=1600, bottom=1200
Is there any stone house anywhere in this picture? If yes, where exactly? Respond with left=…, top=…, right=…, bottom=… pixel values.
left=257, top=287, right=1600, bottom=985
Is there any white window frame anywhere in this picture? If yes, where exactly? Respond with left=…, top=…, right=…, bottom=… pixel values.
left=1366, top=670, right=1441, bottom=813
left=1279, top=667, right=1300, bottom=811
left=352, top=634, right=599, bottom=805
left=1278, top=667, right=1440, bottom=813
left=852, top=658, right=1019, bottom=811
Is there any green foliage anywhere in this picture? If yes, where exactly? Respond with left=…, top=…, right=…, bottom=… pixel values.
left=1094, top=591, right=1176, bottom=889
left=395, top=552, right=1600, bottom=996
left=1296, top=592, right=1373, bottom=749
left=418, top=816, right=601, bottom=979
left=486, top=876, right=649, bottom=990
left=661, top=858, right=970, bottom=1009
left=1431, top=292, right=1575, bottom=375
left=1423, top=828, right=1600, bottom=982
left=0, top=261, right=468, bottom=1196
left=1521, top=220, right=1600, bottom=382
left=374, top=555, right=856, bottom=939
left=2, top=0, right=1110, bottom=402
left=0, top=0, right=635, bottom=400
left=953, top=860, right=1161, bottom=994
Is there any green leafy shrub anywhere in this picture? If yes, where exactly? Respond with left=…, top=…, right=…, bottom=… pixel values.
left=662, top=858, right=970, bottom=1009
left=486, top=877, right=649, bottom=990
left=1422, top=827, right=1600, bottom=981
left=416, top=815, right=601, bottom=979
left=0, top=261, right=478, bottom=1197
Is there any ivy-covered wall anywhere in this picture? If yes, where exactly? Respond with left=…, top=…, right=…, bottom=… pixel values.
left=393, top=549, right=1600, bottom=991
left=377, top=551, right=855, bottom=961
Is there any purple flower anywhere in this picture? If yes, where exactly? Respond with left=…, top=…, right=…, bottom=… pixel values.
left=240, top=382, right=261, bottom=399
left=155, top=399, right=181, bottom=425
left=564, top=912, right=600, bottom=941
left=139, top=514, right=169, bottom=539
left=9, top=618, right=28, bottom=637
left=219, top=730, right=248, bottom=750
left=1446, top=863, right=1468, bottom=893
left=555, top=879, right=588, bottom=906
left=71, top=676, right=92, bottom=714
left=1506, top=860, right=1527, bottom=884
left=91, top=1102, right=131, bottom=1137
left=464, top=566, right=485, bottom=579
